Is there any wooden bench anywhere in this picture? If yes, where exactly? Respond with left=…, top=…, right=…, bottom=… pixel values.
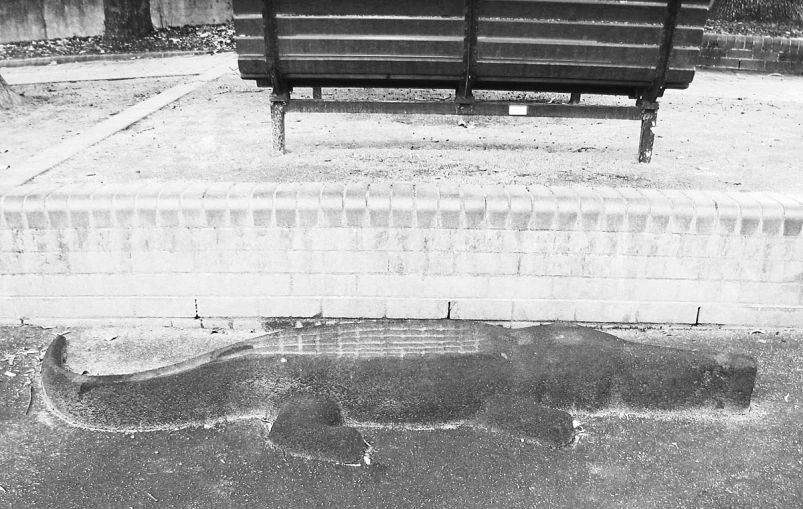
left=232, top=0, right=711, bottom=162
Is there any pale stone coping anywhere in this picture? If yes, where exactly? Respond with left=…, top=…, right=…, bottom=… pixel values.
left=2, top=182, right=802, bottom=237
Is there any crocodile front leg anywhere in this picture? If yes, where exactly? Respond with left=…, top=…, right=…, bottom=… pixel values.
left=267, top=395, right=370, bottom=465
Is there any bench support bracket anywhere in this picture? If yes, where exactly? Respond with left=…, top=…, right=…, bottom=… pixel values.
left=269, top=97, right=641, bottom=153
left=634, top=0, right=681, bottom=163
left=261, top=0, right=288, bottom=96
left=270, top=93, right=289, bottom=154
left=638, top=101, right=659, bottom=164
left=285, top=100, right=639, bottom=120
left=457, top=0, right=479, bottom=104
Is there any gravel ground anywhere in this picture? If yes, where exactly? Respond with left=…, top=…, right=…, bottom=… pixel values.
left=1, top=20, right=802, bottom=62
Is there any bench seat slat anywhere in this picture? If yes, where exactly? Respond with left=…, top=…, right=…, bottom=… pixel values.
left=281, top=58, right=466, bottom=77
left=475, top=61, right=694, bottom=85
left=237, top=59, right=694, bottom=92
left=275, top=61, right=693, bottom=89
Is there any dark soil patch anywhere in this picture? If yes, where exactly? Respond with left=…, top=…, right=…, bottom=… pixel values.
left=0, top=24, right=234, bottom=60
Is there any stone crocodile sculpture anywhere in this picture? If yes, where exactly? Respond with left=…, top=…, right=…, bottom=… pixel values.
left=41, top=320, right=757, bottom=465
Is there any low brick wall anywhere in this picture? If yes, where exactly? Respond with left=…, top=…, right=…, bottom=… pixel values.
left=1, top=183, right=802, bottom=327
left=699, top=33, right=803, bottom=74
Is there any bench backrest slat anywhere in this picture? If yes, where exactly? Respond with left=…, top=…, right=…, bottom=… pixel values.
left=480, top=20, right=703, bottom=47
left=272, top=0, right=463, bottom=16
left=482, top=0, right=708, bottom=25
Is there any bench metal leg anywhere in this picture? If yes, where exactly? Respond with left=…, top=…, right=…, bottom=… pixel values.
left=312, top=87, right=322, bottom=100
left=270, top=97, right=287, bottom=154
left=638, top=102, right=659, bottom=163
left=569, top=93, right=581, bottom=104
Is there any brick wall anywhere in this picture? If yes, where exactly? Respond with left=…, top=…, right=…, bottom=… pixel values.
left=699, top=33, right=803, bottom=74
left=1, top=183, right=802, bottom=327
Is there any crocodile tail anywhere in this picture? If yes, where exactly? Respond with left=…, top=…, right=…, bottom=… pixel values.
left=40, top=335, right=290, bottom=432
left=39, top=320, right=517, bottom=432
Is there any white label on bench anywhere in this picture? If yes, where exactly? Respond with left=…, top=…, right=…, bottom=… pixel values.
left=509, top=105, right=528, bottom=116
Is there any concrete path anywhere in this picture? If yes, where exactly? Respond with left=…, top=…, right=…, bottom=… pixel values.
left=0, top=52, right=235, bottom=84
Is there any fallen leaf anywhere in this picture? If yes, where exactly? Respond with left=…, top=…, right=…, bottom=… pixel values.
left=4, top=371, right=16, bottom=377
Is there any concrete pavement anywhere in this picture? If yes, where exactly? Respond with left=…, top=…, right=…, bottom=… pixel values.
left=1, top=323, right=801, bottom=508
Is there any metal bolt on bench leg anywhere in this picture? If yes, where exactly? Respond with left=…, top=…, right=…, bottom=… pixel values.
left=270, top=96, right=287, bottom=154
left=638, top=102, right=659, bottom=163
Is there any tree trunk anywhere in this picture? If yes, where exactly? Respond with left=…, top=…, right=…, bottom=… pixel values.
left=0, top=74, right=25, bottom=110
left=710, top=0, right=803, bottom=21
left=104, top=0, right=154, bottom=39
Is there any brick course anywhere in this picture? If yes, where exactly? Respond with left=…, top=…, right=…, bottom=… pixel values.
left=1, top=183, right=802, bottom=326
left=700, top=33, right=803, bottom=74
